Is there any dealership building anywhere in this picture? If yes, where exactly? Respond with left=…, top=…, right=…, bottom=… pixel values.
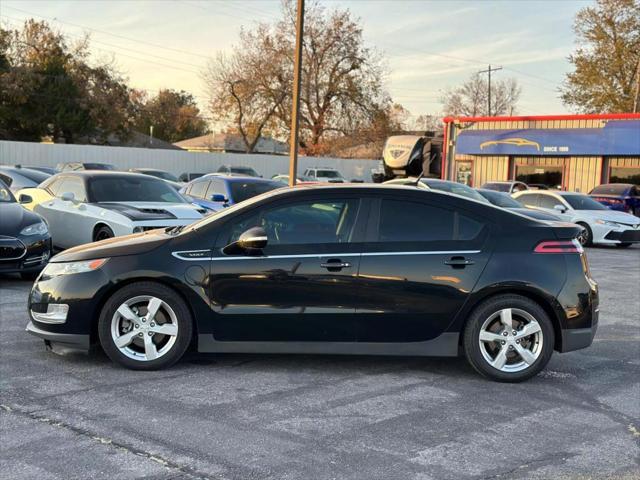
left=442, top=113, right=640, bottom=192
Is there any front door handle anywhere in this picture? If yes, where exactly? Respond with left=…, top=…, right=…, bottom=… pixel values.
left=320, top=259, right=352, bottom=271
left=444, top=256, right=475, bottom=267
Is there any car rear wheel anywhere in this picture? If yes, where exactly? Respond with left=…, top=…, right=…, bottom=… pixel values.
left=463, top=294, right=555, bottom=382
left=576, top=223, right=592, bottom=247
left=94, top=225, right=115, bottom=242
left=98, top=282, right=193, bottom=370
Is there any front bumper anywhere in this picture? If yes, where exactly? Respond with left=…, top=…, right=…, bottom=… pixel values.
left=604, top=229, right=640, bottom=243
left=26, top=321, right=90, bottom=351
left=0, top=236, right=51, bottom=274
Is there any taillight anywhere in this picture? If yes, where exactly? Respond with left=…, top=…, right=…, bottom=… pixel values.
left=534, top=239, right=583, bottom=254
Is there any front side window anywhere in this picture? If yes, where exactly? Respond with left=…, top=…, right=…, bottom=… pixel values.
left=0, top=173, right=12, bottom=187
left=228, top=181, right=282, bottom=203
left=225, top=199, right=359, bottom=246
left=189, top=180, right=210, bottom=199
left=517, top=193, right=539, bottom=208
left=57, top=178, right=87, bottom=202
left=88, top=177, right=185, bottom=203
left=0, top=180, right=14, bottom=202
left=378, top=199, right=484, bottom=243
left=538, top=195, right=564, bottom=210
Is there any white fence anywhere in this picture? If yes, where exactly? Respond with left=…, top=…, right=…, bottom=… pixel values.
left=0, top=141, right=381, bottom=181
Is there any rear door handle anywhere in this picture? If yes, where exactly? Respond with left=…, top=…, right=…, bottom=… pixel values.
left=444, top=256, right=475, bottom=267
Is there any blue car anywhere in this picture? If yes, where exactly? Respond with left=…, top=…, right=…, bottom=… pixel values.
left=589, top=183, right=640, bottom=216
left=179, top=174, right=283, bottom=212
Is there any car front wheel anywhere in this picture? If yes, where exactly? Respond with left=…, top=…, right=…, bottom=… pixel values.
left=98, top=282, right=193, bottom=370
left=463, top=294, right=555, bottom=382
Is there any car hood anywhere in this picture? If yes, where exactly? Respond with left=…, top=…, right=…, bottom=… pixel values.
left=51, top=228, right=173, bottom=263
left=96, top=201, right=205, bottom=220
left=0, top=202, right=43, bottom=236
left=575, top=209, right=640, bottom=225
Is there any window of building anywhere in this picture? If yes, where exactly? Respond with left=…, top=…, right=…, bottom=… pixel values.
left=516, top=165, right=563, bottom=189
left=610, top=167, right=640, bottom=185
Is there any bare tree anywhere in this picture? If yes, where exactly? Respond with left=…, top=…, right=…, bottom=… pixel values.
left=203, top=0, right=388, bottom=154
left=441, top=73, right=521, bottom=117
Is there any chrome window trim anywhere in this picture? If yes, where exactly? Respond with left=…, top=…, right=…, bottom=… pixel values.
left=172, top=250, right=481, bottom=261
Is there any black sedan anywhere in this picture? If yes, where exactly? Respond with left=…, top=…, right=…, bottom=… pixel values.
left=0, top=180, right=52, bottom=279
left=26, top=184, right=599, bottom=382
left=476, top=188, right=563, bottom=221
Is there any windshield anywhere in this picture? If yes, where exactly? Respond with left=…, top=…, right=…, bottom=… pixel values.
left=317, top=170, right=343, bottom=178
left=230, top=167, right=259, bottom=177
left=144, top=170, right=179, bottom=182
left=89, top=176, right=186, bottom=203
left=84, top=163, right=115, bottom=171
left=423, top=180, right=489, bottom=203
left=563, top=193, right=607, bottom=210
left=590, top=184, right=632, bottom=195
left=15, top=168, right=49, bottom=184
left=229, top=180, right=282, bottom=203
left=0, top=180, right=15, bottom=202
left=482, top=182, right=511, bottom=192
left=478, top=189, right=522, bottom=207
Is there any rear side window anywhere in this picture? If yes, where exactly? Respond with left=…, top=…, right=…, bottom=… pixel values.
left=517, top=193, right=539, bottom=207
left=378, top=199, right=483, bottom=242
left=189, top=180, right=210, bottom=199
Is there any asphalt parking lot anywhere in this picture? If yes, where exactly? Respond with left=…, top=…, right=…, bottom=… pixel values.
left=1, top=246, right=639, bottom=480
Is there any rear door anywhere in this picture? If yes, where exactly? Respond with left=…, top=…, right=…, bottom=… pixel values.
left=355, top=195, right=492, bottom=342
left=208, top=194, right=368, bottom=342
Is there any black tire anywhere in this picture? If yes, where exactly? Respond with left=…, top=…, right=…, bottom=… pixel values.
left=98, top=282, right=193, bottom=370
left=615, top=243, right=632, bottom=248
left=576, top=222, right=593, bottom=247
left=463, top=294, right=555, bottom=383
left=94, top=225, right=115, bottom=242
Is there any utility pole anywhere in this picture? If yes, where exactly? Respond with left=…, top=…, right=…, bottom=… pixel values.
left=633, top=58, right=640, bottom=114
left=478, top=65, right=502, bottom=116
left=288, top=0, right=305, bottom=186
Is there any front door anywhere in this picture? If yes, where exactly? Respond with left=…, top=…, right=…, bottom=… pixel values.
left=208, top=196, right=367, bottom=342
left=355, top=197, right=491, bottom=342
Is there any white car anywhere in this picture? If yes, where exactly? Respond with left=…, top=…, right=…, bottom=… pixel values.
left=303, top=167, right=345, bottom=183
left=16, top=171, right=207, bottom=249
left=513, top=190, right=640, bottom=247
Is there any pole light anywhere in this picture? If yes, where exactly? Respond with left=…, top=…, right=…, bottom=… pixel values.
left=288, top=0, right=305, bottom=187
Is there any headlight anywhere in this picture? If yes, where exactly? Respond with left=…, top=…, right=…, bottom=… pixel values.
left=595, top=219, right=619, bottom=227
left=20, top=221, right=48, bottom=236
left=42, top=258, right=108, bottom=278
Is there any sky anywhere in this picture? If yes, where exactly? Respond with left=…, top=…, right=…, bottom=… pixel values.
left=0, top=0, right=591, bottom=124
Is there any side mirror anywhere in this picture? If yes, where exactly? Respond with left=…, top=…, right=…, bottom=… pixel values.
left=553, top=204, right=567, bottom=213
left=210, top=193, right=227, bottom=202
left=60, top=192, right=75, bottom=202
left=19, top=194, right=33, bottom=204
left=223, top=227, right=268, bottom=255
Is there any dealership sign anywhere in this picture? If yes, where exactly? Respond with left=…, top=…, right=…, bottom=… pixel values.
left=456, top=120, right=640, bottom=156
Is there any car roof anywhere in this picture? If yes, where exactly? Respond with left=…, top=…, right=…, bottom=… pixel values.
left=52, top=171, right=157, bottom=180
left=199, top=173, right=271, bottom=182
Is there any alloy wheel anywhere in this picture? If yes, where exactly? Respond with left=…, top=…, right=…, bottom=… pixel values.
left=478, top=308, right=543, bottom=373
left=110, top=295, right=179, bottom=362
left=576, top=228, right=589, bottom=246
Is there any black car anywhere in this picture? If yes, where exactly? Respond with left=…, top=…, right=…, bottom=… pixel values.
left=26, top=185, right=598, bottom=382
left=56, top=162, right=117, bottom=172
left=476, top=189, right=563, bottom=221
left=0, top=180, right=52, bottom=279
left=129, top=168, right=180, bottom=183
left=0, top=166, right=51, bottom=191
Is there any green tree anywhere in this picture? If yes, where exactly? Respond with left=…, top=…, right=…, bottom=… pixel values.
left=0, top=20, right=135, bottom=143
left=133, top=89, right=209, bottom=144
left=561, top=0, right=640, bottom=113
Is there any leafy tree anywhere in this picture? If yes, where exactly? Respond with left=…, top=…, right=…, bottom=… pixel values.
left=133, top=89, right=209, bottom=144
left=0, top=20, right=134, bottom=143
left=441, top=72, right=521, bottom=117
left=204, top=0, right=388, bottom=154
left=561, top=0, right=640, bottom=113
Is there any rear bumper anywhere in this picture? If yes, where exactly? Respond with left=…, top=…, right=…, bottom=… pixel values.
left=559, top=306, right=599, bottom=353
left=26, top=321, right=90, bottom=351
